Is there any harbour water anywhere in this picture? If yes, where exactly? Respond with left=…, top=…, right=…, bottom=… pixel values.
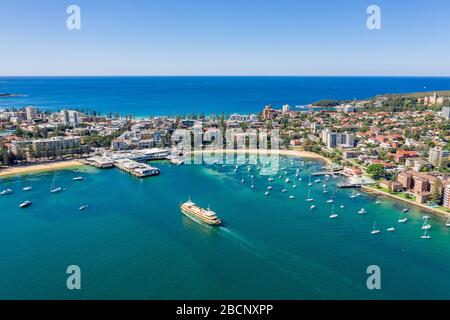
left=1, top=157, right=450, bottom=300
left=2, top=76, right=450, bottom=116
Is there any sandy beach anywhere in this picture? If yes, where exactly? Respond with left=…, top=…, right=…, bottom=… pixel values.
left=0, top=160, right=84, bottom=178
left=189, top=148, right=332, bottom=164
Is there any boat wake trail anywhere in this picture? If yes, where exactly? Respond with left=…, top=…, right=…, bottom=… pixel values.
left=220, top=227, right=301, bottom=280
left=218, top=227, right=354, bottom=297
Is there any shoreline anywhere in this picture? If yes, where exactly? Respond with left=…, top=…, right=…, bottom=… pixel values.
left=0, top=160, right=84, bottom=178
left=362, top=185, right=450, bottom=218
left=188, top=149, right=333, bottom=164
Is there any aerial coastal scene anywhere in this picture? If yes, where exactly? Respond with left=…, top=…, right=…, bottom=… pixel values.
left=1, top=77, right=450, bottom=299
left=1, top=1, right=450, bottom=303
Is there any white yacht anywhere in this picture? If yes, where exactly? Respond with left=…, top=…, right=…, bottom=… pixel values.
left=1, top=189, right=13, bottom=195
left=282, top=189, right=287, bottom=193
left=421, top=229, right=431, bottom=239
left=20, top=200, right=32, bottom=208
left=421, top=219, right=432, bottom=230
left=22, top=186, right=32, bottom=191
left=73, top=176, right=85, bottom=181
left=329, top=205, right=338, bottom=219
left=358, top=208, right=367, bottom=215
left=79, top=204, right=89, bottom=211
left=310, top=205, right=316, bottom=210
left=371, top=222, right=381, bottom=235
left=50, top=175, right=62, bottom=193
left=387, top=227, right=396, bottom=232
left=289, top=195, right=295, bottom=200
left=306, top=188, right=314, bottom=202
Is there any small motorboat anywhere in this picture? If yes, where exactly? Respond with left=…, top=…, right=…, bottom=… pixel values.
left=20, top=200, right=32, bottom=208
left=0, top=189, right=13, bottom=195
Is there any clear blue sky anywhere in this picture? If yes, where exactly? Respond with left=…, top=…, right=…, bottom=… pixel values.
left=1, top=0, right=449, bottom=76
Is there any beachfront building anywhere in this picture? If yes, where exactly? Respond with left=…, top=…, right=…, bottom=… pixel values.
left=397, top=170, right=441, bottom=203
left=321, top=129, right=355, bottom=149
left=11, top=136, right=84, bottom=158
left=33, top=136, right=82, bottom=154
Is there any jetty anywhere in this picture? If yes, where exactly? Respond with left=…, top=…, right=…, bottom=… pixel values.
left=85, top=148, right=169, bottom=178
left=337, top=182, right=362, bottom=189
left=114, top=159, right=160, bottom=178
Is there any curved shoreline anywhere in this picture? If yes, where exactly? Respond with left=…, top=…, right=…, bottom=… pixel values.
left=0, top=160, right=84, bottom=178
left=188, top=149, right=332, bottom=164
left=362, top=186, right=450, bottom=218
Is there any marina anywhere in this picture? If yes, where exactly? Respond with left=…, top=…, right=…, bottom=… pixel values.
left=1, top=156, right=450, bottom=300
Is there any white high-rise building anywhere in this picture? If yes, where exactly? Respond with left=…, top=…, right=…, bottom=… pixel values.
left=25, top=106, right=38, bottom=121
left=282, top=104, right=290, bottom=114
left=321, top=129, right=355, bottom=149
left=442, top=107, right=450, bottom=119
left=61, top=109, right=80, bottom=127
left=443, top=184, right=450, bottom=209
left=429, top=146, right=450, bottom=167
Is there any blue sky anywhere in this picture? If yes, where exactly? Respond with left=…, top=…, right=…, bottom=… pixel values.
left=1, top=0, right=449, bottom=76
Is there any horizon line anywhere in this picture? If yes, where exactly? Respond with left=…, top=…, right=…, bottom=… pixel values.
left=1, top=74, right=450, bottom=78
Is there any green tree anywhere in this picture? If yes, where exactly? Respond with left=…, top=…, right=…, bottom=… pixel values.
left=431, top=179, right=442, bottom=204
left=366, top=164, right=387, bottom=180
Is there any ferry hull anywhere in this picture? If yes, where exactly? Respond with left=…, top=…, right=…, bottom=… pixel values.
left=180, top=207, right=222, bottom=226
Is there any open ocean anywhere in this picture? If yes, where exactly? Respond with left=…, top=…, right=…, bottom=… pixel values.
left=1, top=76, right=450, bottom=116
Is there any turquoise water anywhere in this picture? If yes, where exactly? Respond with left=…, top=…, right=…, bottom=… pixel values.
left=1, top=157, right=450, bottom=300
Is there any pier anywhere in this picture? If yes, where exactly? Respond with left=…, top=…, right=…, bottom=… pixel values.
left=85, top=148, right=169, bottom=178
left=311, top=171, right=340, bottom=177
left=337, top=182, right=362, bottom=189
left=114, top=159, right=160, bottom=178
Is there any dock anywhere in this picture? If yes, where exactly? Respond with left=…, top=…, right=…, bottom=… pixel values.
left=84, top=148, right=169, bottom=178
left=114, top=159, right=160, bottom=178
left=337, top=183, right=362, bottom=189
